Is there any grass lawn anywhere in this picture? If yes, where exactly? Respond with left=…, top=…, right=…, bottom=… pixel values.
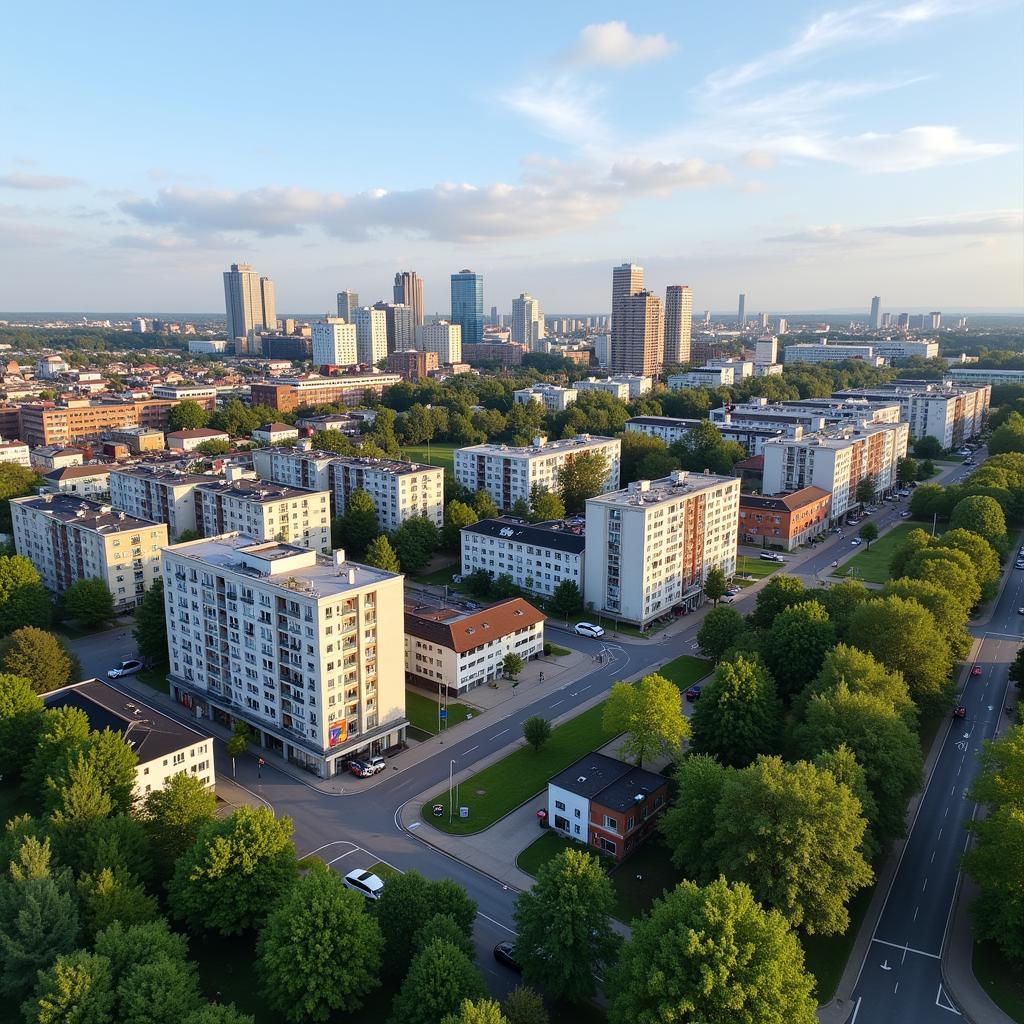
left=422, top=702, right=618, bottom=835
left=398, top=441, right=458, bottom=473
left=547, top=643, right=572, bottom=656
left=801, top=879, right=876, bottom=1003
left=405, top=689, right=476, bottom=735
left=411, top=561, right=460, bottom=585
left=656, top=654, right=713, bottom=690
left=369, top=860, right=401, bottom=880
left=735, top=554, right=783, bottom=579
left=973, top=939, right=1024, bottom=1022
left=833, top=522, right=920, bottom=584
left=136, top=666, right=170, bottom=694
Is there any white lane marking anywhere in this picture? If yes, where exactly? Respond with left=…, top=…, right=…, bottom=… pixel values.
left=492, top=729, right=509, bottom=738
left=913, top=906, right=919, bottom=922
left=872, top=938, right=941, bottom=960
left=326, top=849, right=359, bottom=865
left=464, top=745, right=478, bottom=755
left=478, top=911, right=517, bottom=935
left=550, top=700, right=563, bottom=708
left=409, top=821, right=421, bottom=830
left=301, top=840, right=357, bottom=858
left=935, top=984, right=962, bottom=1015
left=923, top=877, right=929, bottom=892
left=849, top=997, right=862, bottom=1024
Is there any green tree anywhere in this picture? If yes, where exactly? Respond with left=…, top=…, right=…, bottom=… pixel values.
left=388, top=939, right=486, bottom=1024
left=0, top=674, right=44, bottom=779
left=21, top=950, right=114, bottom=1024
left=225, top=721, right=250, bottom=778
left=813, top=578, right=870, bottom=638
left=763, top=600, right=836, bottom=702
left=522, top=716, right=551, bottom=752
left=502, top=986, right=548, bottom=1024
left=696, top=605, right=747, bottom=660
left=442, top=500, right=478, bottom=553
left=501, top=653, right=523, bottom=680
left=0, top=554, right=51, bottom=635
left=661, top=754, right=731, bottom=872
left=528, top=486, right=565, bottom=522
left=413, top=913, right=475, bottom=960
left=133, top=577, right=167, bottom=662
left=195, top=439, right=232, bottom=456
left=364, top=535, right=401, bottom=573
left=908, top=482, right=953, bottom=520
left=854, top=477, right=876, bottom=506
left=0, top=627, right=75, bottom=695
left=670, top=421, right=746, bottom=475
left=63, top=579, right=115, bottom=629
left=815, top=744, right=882, bottom=860
left=257, top=862, right=383, bottom=1023
left=557, top=451, right=610, bottom=513
left=334, top=488, right=379, bottom=557
left=509, top=498, right=531, bottom=520
left=897, top=456, right=918, bottom=486
left=77, top=866, right=158, bottom=940
left=889, top=527, right=934, bottom=579
left=904, top=546, right=982, bottom=610
left=182, top=1007, right=255, bottom=1024
left=859, top=520, right=879, bottom=548
left=691, top=655, right=782, bottom=767
left=442, top=1000, right=508, bottom=1024
left=935, top=529, right=1002, bottom=601
left=749, top=575, right=805, bottom=629
left=47, top=728, right=139, bottom=816
left=142, top=772, right=219, bottom=882
left=617, top=431, right=675, bottom=486
left=47, top=758, right=114, bottom=858
left=392, top=516, right=440, bottom=574
left=950, top=494, right=1007, bottom=545
left=471, top=490, right=499, bottom=519
left=0, top=464, right=44, bottom=533
left=24, top=706, right=90, bottom=798
left=92, top=918, right=188, bottom=980
left=703, top=565, right=727, bottom=606
left=883, top=578, right=971, bottom=661
left=795, top=643, right=915, bottom=723
left=176, top=529, right=202, bottom=543
left=606, top=877, right=818, bottom=1024
left=167, top=400, right=209, bottom=432
left=116, top=956, right=201, bottom=1024
left=168, top=807, right=299, bottom=935
left=988, top=411, right=1024, bottom=455
left=913, top=435, right=944, bottom=459
left=603, top=673, right=691, bottom=766
left=548, top=579, right=582, bottom=620
left=513, top=849, right=619, bottom=1002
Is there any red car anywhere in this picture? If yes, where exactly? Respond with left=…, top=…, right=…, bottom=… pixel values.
left=953, top=706, right=967, bottom=719
left=970, top=666, right=982, bottom=677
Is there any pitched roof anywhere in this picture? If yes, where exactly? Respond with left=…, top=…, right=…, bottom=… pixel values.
left=43, top=465, right=112, bottom=481
left=740, top=486, right=831, bottom=512
left=404, top=597, right=546, bottom=653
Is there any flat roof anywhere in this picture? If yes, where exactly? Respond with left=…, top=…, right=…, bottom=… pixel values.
left=331, top=455, right=440, bottom=475
left=12, top=493, right=164, bottom=533
left=166, top=429, right=228, bottom=439
left=587, top=470, right=737, bottom=508
left=548, top=751, right=666, bottom=810
left=110, top=465, right=210, bottom=485
left=462, top=516, right=586, bottom=553
left=255, top=445, right=338, bottom=462
left=196, top=479, right=327, bottom=502
left=457, top=434, right=618, bottom=457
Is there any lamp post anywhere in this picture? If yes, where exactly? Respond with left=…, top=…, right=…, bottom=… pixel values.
left=449, top=759, right=456, bottom=824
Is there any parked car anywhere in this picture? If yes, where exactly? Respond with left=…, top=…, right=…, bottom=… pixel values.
left=493, top=941, right=522, bottom=972
left=107, top=659, right=143, bottom=679
left=851, top=538, right=862, bottom=546
left=685, top=685, right=701, bottom=702
left=719, top=593, right=736, bottom=604
left=970, top=666, right=982, bottom=677
left=574, top=622, right=605, bottom=638
left=1016, top=561, right=1024, bottom=570
left=726, top=586, right=741, bottom=596
left=347, top=760, right=374, bottom=778
left=342, top=869, right=384, bottom=901
left=365, top=755, right=387, bottom=774
left=900, top=511, right=913, bottom=518
left=451, top=574, right=463, bottom=584
left=953, top=705, right=967, bottom=719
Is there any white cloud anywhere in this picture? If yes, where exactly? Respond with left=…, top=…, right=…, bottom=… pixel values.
left=766, top=209, right=1022, bottom=244
left=0, top=172, right=82, bottom=190
left=502, top=78, right=607, bottom=146
left=741, top=150, right=776, bottom=170
left=608, top=158, right=731, bottom=195
left=766, top=224, right=848, bottom=244
left=567, top=21, right=676, bottom=69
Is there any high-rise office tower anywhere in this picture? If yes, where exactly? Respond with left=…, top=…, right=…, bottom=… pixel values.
left=930, top=311, right=942, bottom=330
left=511, top=293, right=545, bottom=351
left=777, top=317, right=789, bottom=335
left=373, top=301, right=415, bottom=353
left=611, top=263, right=645, bottom=371
left=614, top=290, right=664, bottom=375
left=759, top=311, right=769, bottom=330
left=870, top=296, right=882, bottom=329
left=353, top=306, right=388, bottom=365
left=392, top=272, right=424, bottom=326
left=664, top=285, right=693, bottom=364
left=898, top=313, right=910, bottom=329
left=224, top=263, right=277, bottom=353
left=490, top=305, right=499, bottom=326
left=881, top=312, right=893, bottom=328
left=737, top=293, right=746, bottom=325
left=311, top=318, right=357, bottom=367
left=450, top=270, right=484, bottom=345
left=336, top=290, right=359, bottom=321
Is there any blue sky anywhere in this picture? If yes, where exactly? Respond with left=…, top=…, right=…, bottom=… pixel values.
left=1, top=0, right=1021, bottom=314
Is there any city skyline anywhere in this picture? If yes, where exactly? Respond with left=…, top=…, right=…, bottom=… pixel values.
left=1, top=2, right=1021, bottom=312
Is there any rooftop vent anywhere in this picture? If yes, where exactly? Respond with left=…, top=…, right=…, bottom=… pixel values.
left=577, top=776, right=587, bottom=783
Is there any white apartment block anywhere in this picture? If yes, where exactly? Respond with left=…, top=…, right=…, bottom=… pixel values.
left=253, top=445, right=337, bottom=492
left=455, top=434, right=621, bottom=510
left=584, top=472, right=741, bottom=627
left=332, top=457, right=443, bottom=531
left=624, top=416, right=788, bottom=457
left=782, top=342, right=885, bottom=366
left=514, top=384, right=578, bottom=413
left=0, top=441, right=31, bottom=467
left=755, top=337, right=778, bottom=365
left=761, top=421, right=910, bottom=523
left=460, top=517, right=585, bottom=599
left=188, top=339, right=229, bottom=355
left=707, top=358, right=753, bottom=380
left=404, top=597, right=546, bottom=696
left=948, top=367, right=1024, bottom=387
left=667, top=366, right=735, bottom=390
left=31, top=445, right=84, bottom=470
left=163, top=537, right=407, bottom=777
left=593, top=334, right=611, bottom=368
left=167, top=429, right=230, bottom=451
left=353, top=307, right=388, bottom=366
left=573, top=375, right=652, bottom=401
left=416, top=321, right=462, bottom=364
left=311, top=318, right=358, bottom=367
left=42, top=465, right=112, bottom=499
left=511, top=293, right=545, bottom=350
left=195, top=479, right=331, bottom=552
left=152, top=384, right=218, bottom=407
left=873, top=339, right=939, bottom=361
left=11, top=493, right=167, bottom=610
left=109, top=465, right=209, bottom=541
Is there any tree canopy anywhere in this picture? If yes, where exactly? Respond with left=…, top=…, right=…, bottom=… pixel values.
left=602, top=673, right=691, bottom=766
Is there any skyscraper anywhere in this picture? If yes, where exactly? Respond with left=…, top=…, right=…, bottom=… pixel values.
left=450, top=270, right=484, bottom=345
left=490, top=305, right=499, bottom=327
left=759, top=312, right=769, bottom=330
left=664, top=285, right=693, bottom=364
left=870, top=296, right=882, bottom=329
left=737, top=293, right=746, bottom=325
left=337, top=290, right=359, bottom=321
left=511, top=293, right=545, bottom=351
left=224, top=263, right=277, bottom=353
left=610, top=263, right=645, bottom=372
left=614, top=290, right=664, bottom=376
left=393, top=272, right=424, bottom=326
left=353, top=307, right=388, bottom=365
left=374, top=301, right=415, bottom=353
left=930, top=311, right=942, bottom=330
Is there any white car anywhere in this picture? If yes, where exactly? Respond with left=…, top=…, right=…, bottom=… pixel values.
left=851, top=538, right=862, bottom=546
left=343, top=869, right=384, bottom=901
left=107, top=659, right=143, bottom=679
left=574, top=622, right=605, bottom=639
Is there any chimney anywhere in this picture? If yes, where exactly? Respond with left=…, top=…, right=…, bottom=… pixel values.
left=334, top=549, right=346, bottom=568
left=347, top=568, right=356, bottom=584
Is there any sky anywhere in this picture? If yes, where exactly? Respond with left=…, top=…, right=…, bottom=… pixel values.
left=1, top=0, right=1022, bottom=315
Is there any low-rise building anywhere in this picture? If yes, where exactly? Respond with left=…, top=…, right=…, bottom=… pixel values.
left=42, top=464, right=112, bottom=498
left=253, top=445, right=337, bottom=492
left=667, top=366, right=734, bottom=389
left=104, top=426, right=166, bottom=454
left=30, top=445, right=85, bottom=470
left=460, top=517, right=585, bottom=598
left=461, top=342, right=525, bottom=366
left=624, top=416, right=786, bottom=457
left=404, top=597, right=545, bottom=696
left=252, top=422, right=299, bottom=446
left=151, top=384, right=218, bottom=410
left=44, top=679, right=215, bottom=799
left=386, top=349, right=439, bottom=381
left=0, top=440, right=30, bottom=467
left=947, top=367, right=1024, bottom=387
left=11, top=493, right=167, bottom=610
left=249, top=373, right=403, bottom=412
left=783, top=342, right=885, bottom=365
left=572, top=375, right=653, bottom=401
left=330, top=457, right=444, bottom=531
left=295, top=413, right=361, bottom=435
left=167, top=428, right=230, bottom=452
left=738, top=487, right=832, bottom=550
left=513, top=384, right=578, bottom=413
left=109, top=465, right=209, bottom=541
left=18, top=399, right=176, bottom=447
left=547, top=751, right=668, bottom=861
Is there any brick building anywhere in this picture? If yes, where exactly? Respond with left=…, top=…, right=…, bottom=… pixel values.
left=738, top=487, right=831, bottom=550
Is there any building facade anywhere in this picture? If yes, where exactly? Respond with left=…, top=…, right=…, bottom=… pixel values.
left=331, top=457, right=444, bottom=531
left=151, top=385, right=218, bottom=411
left=42, top=465, right=112, bottom=498
left=336, top=290, right=358, bottom=321
left=782, top=342, right=884, bottom=366
left=386, top=349, right=439, bottom=381
left=461, top=342, right=525, bottom=367
left=664, top=284, right=693, bottom=365
left=311, top=318, right=358, bottom=368
left=450, top=270, right=484, bottom=345
left=738, top=488, right=832, bottom=550
left=109, top=465, right=209, bottom=540
left=513, top=384, right=577, bottom=413
left=393, top=271, right=424, bottom=326
left=18, top=399, right=176, bottom=447
left=511, top=293, right=545, bottom=350
left=252, top=445, right=337, bottom=491
left=249, top=373, right=402, bottom=412
left=224, top=263, right=276, bottom=349
left=353, top=306, right=388, bottom=366
left=415, top=321, right=462, bottom=364
left=613, top=290, right=664, bottom=376
left=667, top=366, right=734, bottom=389
left=166, top=429, right=230, bottom=451
left=0, top=441, right=30, bottom=467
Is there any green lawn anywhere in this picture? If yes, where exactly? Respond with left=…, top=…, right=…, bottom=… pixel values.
left=735, top=554, right=783, bottom=579
left=136, top=666, right=170, bottom=694
left=973, top=939, right=1024, bottom=1022
left=398, top=442, right=459, bottom=473
left=801, top=879, right=876, bottom=1003
left=656, top=654, right=713, bottom=690
left=547, top=643, right=572, bottom=656
left=422, top=702, right=618, bottom=834
left=833, top=522, right=920, bottom=584
left=369, top=861, right=401, bottom=880
left=405, top=689, right=476, bottom=735
left=411, top=561, right=460, bottom=585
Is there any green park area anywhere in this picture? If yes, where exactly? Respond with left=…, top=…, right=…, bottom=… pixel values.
left=398, top=441, right=458, bottom=473
left=834, top=522, right=921, bottom=584
left=404, top=688, right=475, bottom=739
left=734, top=554, right=782, bottom=584
left=974, top=940, right=1024, bottom=1022
left=656, top=654, right=712, bottom=690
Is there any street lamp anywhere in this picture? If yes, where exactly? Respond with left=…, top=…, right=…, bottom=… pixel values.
left=449, top=759, right=456, bottom=824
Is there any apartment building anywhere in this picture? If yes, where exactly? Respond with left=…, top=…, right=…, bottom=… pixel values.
left=249, top=373, right=402, bottom=412
left=42, top=465, right=112, bottom=499
left=738, top=488, right=832, bottom=550
left=782, top=342, right=884, bottom=365
left=163, top=537, right=407, bottom=776
left=0, top=441, right=30, bottom=467
left=461, top=342, right=526, bottom=367
left=460, top=517, right=585, bottom=599
left=761, top=421, right=910, bottom=523
left=252, top=422, right=299, bottom=445
left=386, top=349, right=439, bottom=381
left=11, top=493, right=167, bottom=610
left=45, top=679, right=215, bottom=799
left=948, top=367, right=1024, bottom=387
left=331, top=457, right=443, bottom=531
left=195, top=478, right=331, bottom=552
left=667, top=366, right=734, bottom=390
left=872, top=339, right=939, bottom=361
left=166, top=428, right=230, bottom=451
left=455, top=435, right=621, bottom=510
left=404, top=597, right=545, bottom=696
left=18, top=399, right=176, bottom=447
left=109, top=465, right=209, bottom=540
left=30, top=445, right=84, bottom=470
left=624, top=416, right=786, bottom=457
left=584, top=471, right=740, bottom=627
left=151, top=384, right=218, bottom=410
left=513, top=384, right=577, bottom=413
left=832, top=381, right=990, bottom=447
left=253, top=445, right=338, bottom=492
left=415, top=321, right=462, bottom=364
left=104, top=426, right=166, bottom=454
left=573, top=374, right=652, bottom=401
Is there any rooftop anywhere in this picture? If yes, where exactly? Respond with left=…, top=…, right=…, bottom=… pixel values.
left=548, top=751, right=666, bottom=809
left=255, top=422, right=296, bottom=433
left=587, top=470, right=738, bottom=508
left=462, top=516, right=586, bottom=553
left=330, top=455, right=439, bottom=475
left=43, top=465, right=113, bottom=481
left=256, top=445, right=338, bottom=462
left=739, top=486, right=831, bottom=512
left=457, top=434, right=618, bottom=457
left=166, top=428, right=228, bottom=440
left=12, top=493, right=163, bottom=533
left=196, top=478, right=326, bottom=503
left=110, top=465, right=210, bottom=485
left=404, top=597, right=546, bottom=653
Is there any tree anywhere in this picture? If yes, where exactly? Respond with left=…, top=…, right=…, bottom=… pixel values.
left=988, top=411, right=1024, bottom=455
left=0, top=674, right=44, bottom=779
left=513, top=849, right=619, bottom=1002
left=603, top=673, right=691, bottom=766
left=749, top=575, right=805, bottom=629
left=77, top=866, right=158, bottom=940
left=935, top=529, right=1002, bottom=600
left=909, top=481, right=953, bottom=520
left=661, top=755, right=732, bottom=872
left=691, top=655, right=782, bottom=767
left=557, top=451, right=610, bottom=513
left=617, top=431, right=675, bottom=486
left=21, top=950, right=114, bottom=1024
left=696, top=605, right=747, bottom=660
left=950, top=494, right=1007, bottom=545
left=413, top=913, right=475, bottom=960
left=855, top=477, right=876, bottom=506
left=167, top=400, right=209, bottom=432
left=606, top=877, right=818, bottom=1024
left=142, top=772, right=219, bottom=881
left=897, top=456, right=918, bottom=486
left=257, top=862, right=383, bottom=1023
left=502, top=986, right=548, bottom=1024
left=703, top=565, right=727, bottom=606
left=815, top=744, right=882, bottom=861
left=904, top=547, right=982, bottom=610
left=168, top=807, right=299, bottom=935
left=441, top=1000, right=508, bottom=1024
left=0, top=554, right=51, bottom=635
left=763, top=600, right=836, bottom=702
left=333, top=488, right=379, bottom=558
left=0, top=627, right=75, bottom=695
left=813, top=578, right=870, bottom=638
left=471, top=490, right=499, bottom=519
left=671, top=421, right=746, bottom=475
left=442, top=501, right=478, bottom=553
left=529, top=487, right=565, bottom=523
left=392, top=516, right=440, bottom=574
left=0, top=464, right=44, bottom=532
left=225, top=721, right=250, bottom=779
left=116, top=956, right=201, bottom=1024
left=858, top=521, right=879, bottom=548
left=364, top=535, right=401, bottom=573
left=133, top=577, right=167, bottom=663
left=388, top=939, right=486, bottom=1024
left=847, top=595, right=952, bottom=704
left=883, top=578, right=971, bottom=661
left=501, top=653, right=523, bottom=680
left=176, top=529, right=202, bottom=543
left=63, top=578, right=115, bottom=629
left=195, top=439, right=232, bottom=456
left=47, top=728, right=139, bottom=816
left=548, top=579, right=582, bottom=620
left=24, top=705, right=90, bottom=799
left=913, top=435, right=943, bottom=459
left=509, top=498, right=531, bottom=520
left=522, top=716, right=551, bottom=752
left=92, top=918, right=188, bottom=980
left=182, top=1007, right=255, bottom=1024
left=889, top=527, right=933, bottom=579
left=796, top=643, right=915, bottom=723
left=47, top=758, right=114, bottom=858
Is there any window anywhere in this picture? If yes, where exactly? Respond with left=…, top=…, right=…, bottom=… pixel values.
left=574, top=808, right=581, bottom=818
left=555, top=800, right=565, bottom=811
left=602, top=814, right=617, bottom=831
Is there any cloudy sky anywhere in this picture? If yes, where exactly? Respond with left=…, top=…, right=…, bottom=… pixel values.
left=1, top=1, right=1021, bottom=314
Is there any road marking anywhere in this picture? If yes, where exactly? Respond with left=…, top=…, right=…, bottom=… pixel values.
left=492, top=729, right=509, bottom=738
left=463, top=745, right=478, bottom=755
left=894, top=982, right=899, bottom=995
left=913, top=905, right=919, bottom=921
left=326, top=849, right=358, bottom=865
left=409, top=821, right=420, bottom=829
left=849, top=997, right=862, bottom=1024
left=935, top=984, right=962, bottom=1015
left=478, top=911, right=517, bottom=934
left=931, top=851, right=936, bottom=863
left=577, top=684, right=591, bottom=692
left=872, top=938, right=940, bottom=960
left=938, top=828, right=943, bottom=841
left=550, top=700, right=563, bottom=708
left=922, top=877, right=928, bottom=892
